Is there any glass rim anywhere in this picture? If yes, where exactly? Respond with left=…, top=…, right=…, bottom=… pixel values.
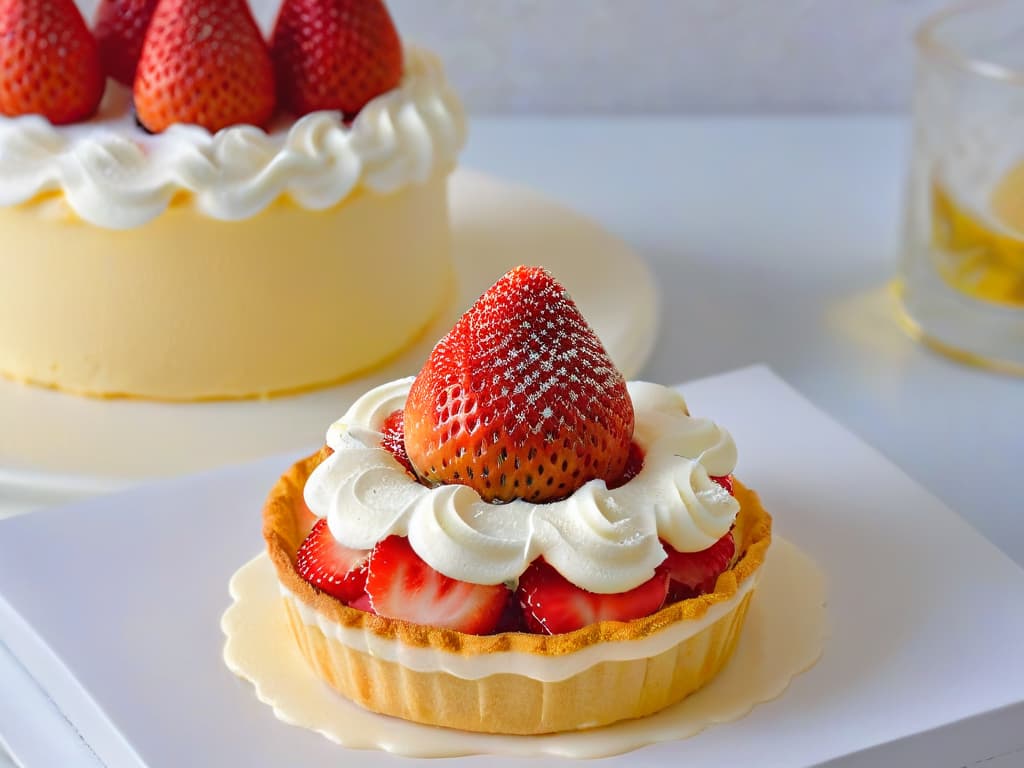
left=916, top=0, right=1024, bottom=85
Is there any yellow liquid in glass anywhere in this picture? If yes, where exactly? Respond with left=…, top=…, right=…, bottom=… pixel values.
left=932, top=160, right=1024, bottom=307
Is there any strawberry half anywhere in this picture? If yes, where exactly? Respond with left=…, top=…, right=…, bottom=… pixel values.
left=0, top=0, right=104, bottom=124
left=711, top=474, right=734, bottom=495
left=493, top=593, right=527, bottom=634
left=403, top=266, right=635, bottom=503
left=270, top=0, right=402, bottom=119
left=516, top=559, right=669, bottom=635
left=295, top=518, right=370, bottom=603
left=133, top=0, right=276, bottom=133
left=365, top=535, right=508, bottom=634
left=348, top=592, right=375, bottom=614
left=380, top=408, right=414, bottom=476
left=662, top=531, right=736, bottom=602
left=93, top=0, right=159, bottom=85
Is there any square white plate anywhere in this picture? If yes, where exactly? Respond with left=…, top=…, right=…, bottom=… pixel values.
left=1, top=366, right=1023, bottom=768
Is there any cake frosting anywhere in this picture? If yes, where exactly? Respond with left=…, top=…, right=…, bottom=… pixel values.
left=305, top=378, right=740, bottom=594
left=0, top=46, right=463, bottom=229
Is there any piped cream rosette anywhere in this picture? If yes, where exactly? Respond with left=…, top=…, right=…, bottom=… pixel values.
left=305, top=379, right=740, bottom=593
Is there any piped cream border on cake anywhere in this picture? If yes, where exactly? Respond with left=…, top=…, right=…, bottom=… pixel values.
left=0, top=47, right=465, bottom=229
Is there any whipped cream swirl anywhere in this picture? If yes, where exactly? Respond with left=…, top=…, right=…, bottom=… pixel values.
left=304, top=379, right=739, bottom=595
left=0, top=47, right=465, bottom=229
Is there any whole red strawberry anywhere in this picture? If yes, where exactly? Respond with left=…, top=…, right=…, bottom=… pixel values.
left=93, top=0, right=159, bottom=85
left=133, top=0, right=276, bottom=133
left=0, top=0, right=104, bottom=124
left=403, top=266, right=635, bottom=503
left=607, top=441, right=644, bottom=489
left=270, top=0, right=402, bottom=119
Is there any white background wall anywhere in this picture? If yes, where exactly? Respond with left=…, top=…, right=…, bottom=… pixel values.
left=77, top=0, right=952, bottom=113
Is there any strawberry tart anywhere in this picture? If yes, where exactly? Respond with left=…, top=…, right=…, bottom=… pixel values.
left=262, top=266, right=772, bottom=734
left=0, top=0, right=463, bottom=399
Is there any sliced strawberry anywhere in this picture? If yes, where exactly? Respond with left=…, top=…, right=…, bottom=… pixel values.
left=0, top=0, right=104, bottom=124
left=662, top=531, right=735, bottom=602
left=516, top=560, right=669, bottom=635
left=607, top=441, right=645, bottom=489
left=295, top=519, right=369, bottom=603
left=492, top=593, right=527, bottom=634
left=133, top=0, right=276, bottom=133
left=365, top=535, right=508, bottom=634
left=93, top=0, right=159, bottom=85
left=270, top=0, right=403, bottom=119
left=711, top=474, right=734, bottom=495
left=348, top=592, right=375, bottom=614
left=404, top=266, right=635, bottom=504
left=380, top=409, right=414, bottom=476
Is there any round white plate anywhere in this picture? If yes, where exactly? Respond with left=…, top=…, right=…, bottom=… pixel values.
left=0, top=169, right=659, bottom=494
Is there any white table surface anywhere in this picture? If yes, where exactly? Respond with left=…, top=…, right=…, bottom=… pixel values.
left=2, top=115, right=1023, bottom=767
left=5, top=366, right=1024, bottom=768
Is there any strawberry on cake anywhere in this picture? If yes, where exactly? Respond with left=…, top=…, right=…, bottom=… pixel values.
left=262, top=266, right=772, bottom=734
left=0, top=0, right=463, bottom=400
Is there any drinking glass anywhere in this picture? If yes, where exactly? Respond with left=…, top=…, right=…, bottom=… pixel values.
left=900, top=0, right=1024, bottom=373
